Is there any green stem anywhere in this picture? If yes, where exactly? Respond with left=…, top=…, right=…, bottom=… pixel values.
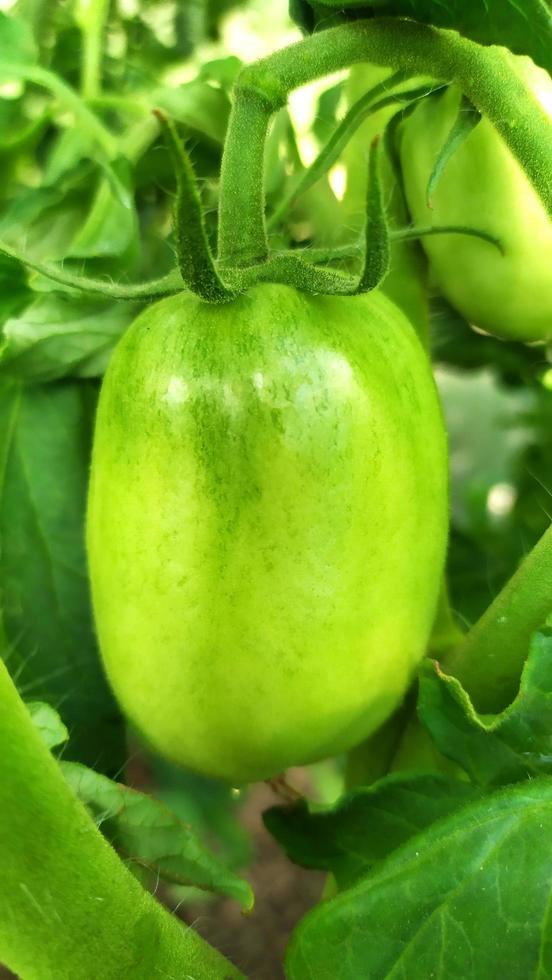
left=218, top=18, right=552, bottom=269
left=218, top=91, right=271, bottom=267
left=295, top=224, right=501, bottom=264
left=443, top=523, right=552, bottom=712
left=0, top=239, right=184, bottom=299
left=0, top=660, right=243, bottom=980
left=77, top=0, right=111, bottom=99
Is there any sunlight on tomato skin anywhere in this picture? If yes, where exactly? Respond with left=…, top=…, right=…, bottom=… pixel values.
left=400, top=56, right=552, bottom=343
left=87, top=284, right=448, bottom=784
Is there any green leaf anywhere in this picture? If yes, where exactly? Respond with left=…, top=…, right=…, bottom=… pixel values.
left=0, top=293, right=138, bottom=382
left=61, top=761, right=254, bottom=911
left=68, top=173, right=138, bottom=260
left=0, top=11, right=37, bottom=67
left=0, top=253, right=31, bottom=325
left=152, top=80, right=232, bottom=145
left=418, top=628, right=552, bottom=787
left=426, top=94, right=481, bottom=205
left=42, top=128, right=97, bottom=188
left=155, top=111, right=233, bottom=302
left=27, top=700, right=69, bottom=750
left=265, top=772, right=481, bottom=889
left=291, top=1, right=552, bottom=75
left=0, top=164, right=97, bottom=263
left=0, top=380, right=125, bottom=774
left=152, top=756, right=253, bottom=872
left=0, top=158, right=137, bottom=264
left=287, top=778, right=552, bottom=979
left=198, top=55, right=242, bottom=89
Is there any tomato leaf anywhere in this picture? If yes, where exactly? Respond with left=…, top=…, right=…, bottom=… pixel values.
left=286, top=779, right=552, bottom=979
left=26, top=700, right=69, bottom=750
left=418, top=627, right=552, bottom=787
left=152, top=79, right=232, bottom=145
left=426, top=94, right=481, bottom=206
left=0, top=10, right=36, bottom=67
left=0, top=380, right=125, bottom=774
left=0, top=293, right=140, bottom=382
left=60, top=761, right=254, bottom=911
left=25, top=698, right=253, bottom=908
left=155, top=111, right=233, bottom=302
left=0, top=253, right=31, bottom=325
left=264, top=772, right=481, bottom=889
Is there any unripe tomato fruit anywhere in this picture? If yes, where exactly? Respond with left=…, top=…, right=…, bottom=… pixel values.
left=87, top=284, right=448, bottom=783
left=400, top=56, right=552, bottom=342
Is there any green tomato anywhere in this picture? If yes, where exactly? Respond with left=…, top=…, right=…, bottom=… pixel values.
left=87, top=284, right=448, bottom=784
left=400, top=56, right=552, bottom=342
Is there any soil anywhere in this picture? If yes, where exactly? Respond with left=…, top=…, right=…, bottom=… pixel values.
left=179, top=780, right=324, bottom=979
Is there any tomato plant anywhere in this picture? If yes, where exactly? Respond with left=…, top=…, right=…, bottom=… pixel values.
left=0, top=2, right=551, bottom=979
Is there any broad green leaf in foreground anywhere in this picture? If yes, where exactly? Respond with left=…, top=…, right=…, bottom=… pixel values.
left=0, top=380, right=125, bottom=774
left=264, top=772, right=480, bottom=889
left=61, top=762, right=254, bottom=911
left=418, top=627, right=552, bottom=787
left=0, top=293, right=140, bottom=382
left=287, top=778, right=552, bottom=980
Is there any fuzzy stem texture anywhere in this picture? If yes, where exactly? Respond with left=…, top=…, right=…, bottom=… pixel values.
left=218, top=18, right=552, bottom=270
left=443, top=523, right=552, bottom=712
left=0, top=660, right=244, bottom=980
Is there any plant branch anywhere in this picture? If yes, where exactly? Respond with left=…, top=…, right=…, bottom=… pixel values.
left=0, top=660, right=244, bottom=980
left=218, top=18, right=552, bottom=269
left=443, top=523, right=552, bottom=713
left=75, top=0, right=110, bottom=99
left=284, top=224, right=502, bottom=265
left=0, top=240, right=184, bottom=299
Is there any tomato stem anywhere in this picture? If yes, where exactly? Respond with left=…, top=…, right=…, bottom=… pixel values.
left=217, top=18, right=552, bottom=271
left=77, top=0, right=110, bottom=100
left=0, top=661, right=244, bottom=979
left=443, top=522, right=552, bottom=712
